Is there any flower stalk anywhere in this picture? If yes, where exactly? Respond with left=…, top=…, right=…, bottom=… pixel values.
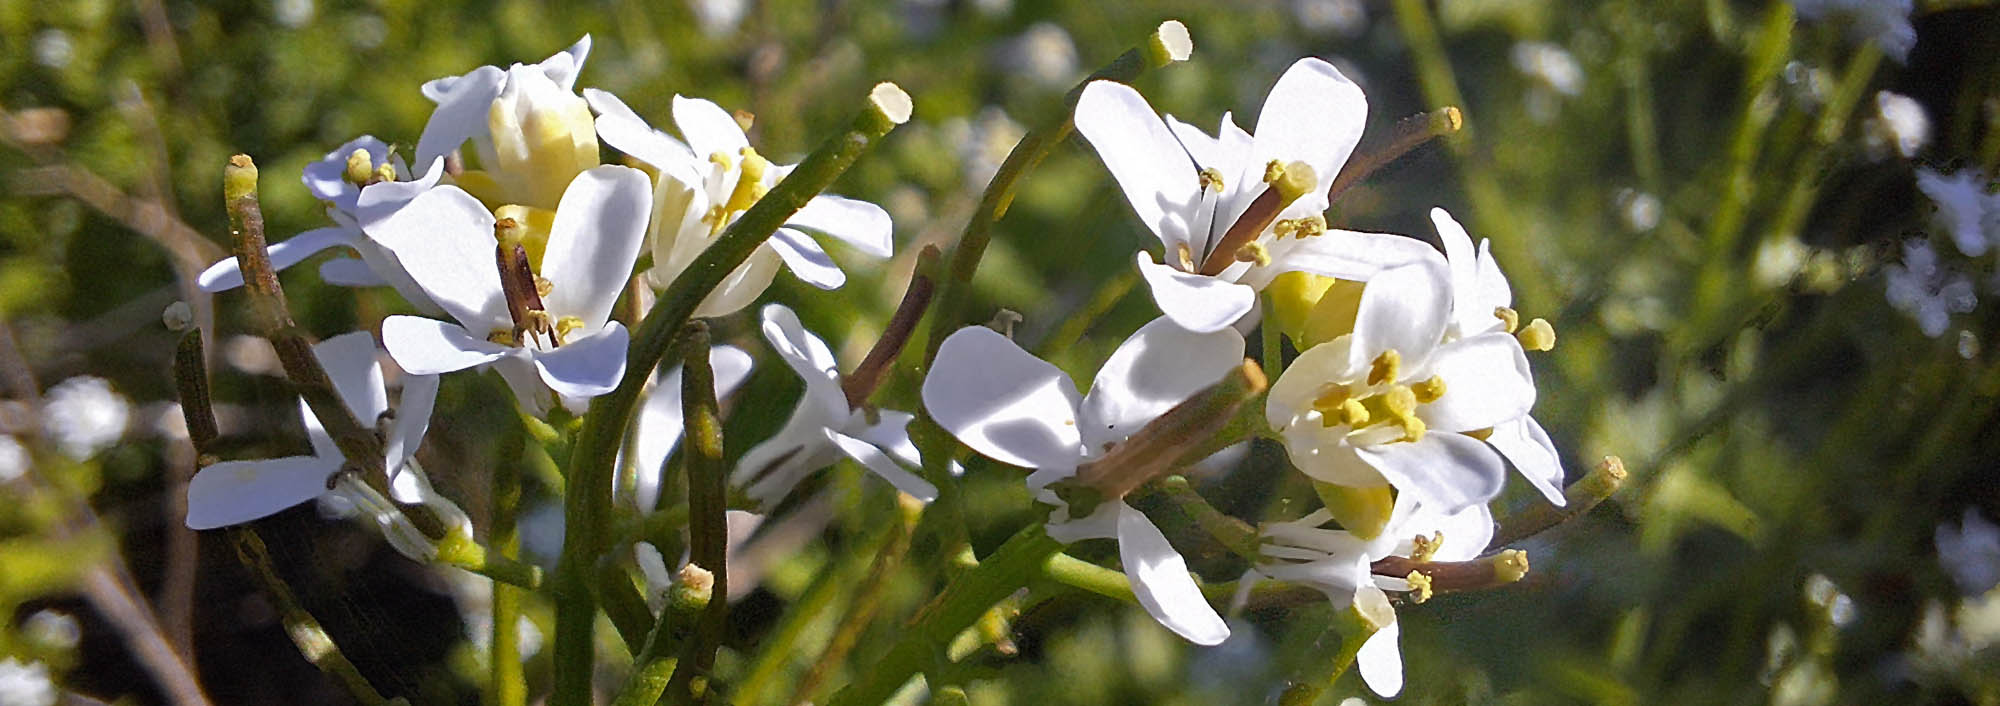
left=230, top=528, right=402, bottom=706
left=1323, top=106, right=1463, bottom=205
left=1491, top=455, right=1628, bottom=548
left=663, top=324, right=728, bottom=705
left=842, top=244, right=939, bottom=409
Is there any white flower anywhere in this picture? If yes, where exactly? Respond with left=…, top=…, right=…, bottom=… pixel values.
left=416, top=36, right=597, bottom=211
left=627, top=345, right=755, bottom=512
left=582, top=89, right=896, bottom=317
left=370, top=166, right=651, bottom=411
left=185, top=332, right=460, bottom=560
left=1792, top=0, right=1916, bottom=62
left=43, top=376, right=128, bottom=460
left=1431, top=208, right=1565, bottom=505
left=1265, top=259, right=1535, bottom=513
left=0, top=435, right=26, bottom=482
left=1884, top=238, right=1977, bottom=338
left=1074, top=57, right=1438, bottom=333
left=732, top=304, right=936, bottom=507
left=1253, top=493, right=1495, bottom=697
left=923, top=317, right=1246, bottom=645
left=0, top=658, right=55, bottom=706
left=1510, top=42, right=1584, bottom=97
left=1873, top=91, right=1930, bottom=159
left=197, top=135, right=447, bottom=314
left=1937, top=508, right=2000, bottom=596
left=1915, top=168, right=1997, bottom=258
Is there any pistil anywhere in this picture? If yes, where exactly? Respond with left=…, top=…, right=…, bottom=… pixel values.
left=1197, top=159, right=1317, bottom=276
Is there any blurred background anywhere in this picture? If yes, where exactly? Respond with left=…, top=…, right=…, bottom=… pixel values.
left=2, top=0, right=1999, bottom=703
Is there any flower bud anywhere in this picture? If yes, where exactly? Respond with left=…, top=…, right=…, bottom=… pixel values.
left=485, top=67, right=599, bottom=209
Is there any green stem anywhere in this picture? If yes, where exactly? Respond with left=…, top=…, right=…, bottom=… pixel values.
left=1275, top=604, right=1387, bottom=706
left=1491, top=456, right=1629, bottom=548
left=1155, top=475, right=1261, bottom=561
left=788, top=500, right=920, bottom=704
left=611, top=565, right=713, bottom=706
left=549, top=84, right=909, bottom=706
left=664, top=327, right=728, bottom=704
left=231, top=528, right=400, bottom=706
left=432, top=533, right=544, bottom=590
left=488, top=424, right=527, bottom=706
left=1037, top=266, right=1138, bottom=359
left=1260, top=293, right=1283, bottom=381
left=730, top=525, right=878, bottom=706
left=824, top=525, right=1065, bottom=706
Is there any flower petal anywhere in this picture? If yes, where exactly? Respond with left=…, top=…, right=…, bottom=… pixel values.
left=758, top=304, right=847, bottom=422
left=537, top=35, right=593, bottom=92
left=318, top=257, right=387, bottom=287
left=1355, top=610, right=1405, bottom=698
left=416, top=65, right=506, bottom=170
left=532, top=323, right=629, bottom=399
left=350, top=157, right=447, bottom=228
left=315, top=331, right=389, bottom=426
left=539, top=166, right=652, bottom=329
left=1079, top=316, right=1244, bottom=451
left=787, top=195, right=895, bottom=258
left=1252, top=58, right=1366, bottom=190
left=1116, top=502, right=1230, bottom=645
left=1418, top=332, right=1535, bottom=432
left=197, top=227, right=351, bottom=292
left=769, top=228, right=847, bottom=290
left=632, top=364, right=687, bottom=511
left=1356, top=432, right=1506, bottom=513
left=1488, top=416, right=1565, bottom=506
left=302, top=136, right=393, bottom=203
left=849, top=409, right=923, bottom=469
left=385, top=373, right=439, bottom=483
left=365, top=186, right=507, bottom=330
left=672, top=95, right=750, bottom=161
left=828, top=429, right=939, bottom=502
left=690, top=245, right=783, bottom=318
left=1347, top=261, right=1451, bottom=373
left=923, top=326, right=1082, bottom=469
left=381, top=315, right=510, bottom=376
left=583, top=88, right=702, bottom=181
left=1136, top=253, right=1257, bottom=334
left=1074, top=81, right=1200, bottom=252
left=186, top=456, right=339, bottom=530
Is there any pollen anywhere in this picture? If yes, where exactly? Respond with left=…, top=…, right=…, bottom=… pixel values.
left=1405, top=571, right=1434, bottom=604
left=1409, top=531, right=1443, bottom=562
left=1411, top=375, right=1446, bottom=403
left=487, top=328, right=518, bottom=346
left=555, top=316, right=586, bottom=344
left=1518, top=318, right=1556, bottom=351
left=534, top=276, right=553, bottom=298
left=1233, top=241, right=1272, bottom=267
left=1367, top=349, right=1402, bottom=386
left=1262, top=159, right=1285, bottom=184
left=343, top=149, right=374, bottom=186
left=1175, top=242, right=1195, bottom=271
left=1198, top=167, right=1224, bottom=193
left=1275, top=214, right=1326, bottom=240
left=1494, top=306, right=1521, bottom=333
left=708, top=151, right=734, bottom=172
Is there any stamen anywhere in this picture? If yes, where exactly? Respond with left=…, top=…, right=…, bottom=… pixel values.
left=723, top=147, right=770, bottom=215
left=1405, top=571, right=1435, bottom=604
left=497, top=243, right=552, bottom=347
left=1262, top=159, right=1285, bottom=185
left=1411, top=375, right=1446, bottom=403
left=1233, top=241, right=1271, bottom=267
left=534, top=276, right=553, bottom=298
left=1274, top=214, right=1326, bottom=240
left=487, top=328, right=517, bottom=346
left=1336, top=399, right=1370, bottom=427
left=1518, top=318, right=1556, bottom=351
left=1367, top=349, right=1402, bottom=386
left=1464, top=427, right=1494, bottom=441
left=1493, top=549, right=1531, bottom=583
left=1175, top=242, right=1195, bottom=272
left=372, top=163, right=397, bottom=184
left=1197, top=160, right=1319, bottom=276
left=1198, top=167, right=1224, bottom=193
left=555, top=316, right=585, bottom=344
left=708, top=151, right=733, bottom=172
left=1409, top=531, right=1443, bottom=562
left=1494, top=306, right=1521, bottom=333
left=343, top=149, right=374, bottom=186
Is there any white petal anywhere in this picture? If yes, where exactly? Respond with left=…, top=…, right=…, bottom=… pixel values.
left=690, top=245, right=783, bottom=318
left=350, top=157, right=447, bottom=228
left=1475, top=239, right=1513, bottom=310
left=1162, top=114, right=1220, bottom=172
left=1356, top=615, right=1405, bottom=697
left=633, top=365, right=687, bottom=512
left=769, top=228, right=847, bottom=289
left=1433, top=207, right=1481, bottom=319
left=1265, top=335, right=1359, bottom=431
left=365, top=186, right=507, bottom=330
left=197, top=227, right=352, bottom=292
left=923, top=326, right=1083, bottom=469
left=758, top=304, right=848, bottom=421
left=186, top=456, right=339, bottom=530
left=1348, top=261, right=1451, bottom=373
left=539, top=166, right=652, bottom=329
left=786, top=195, right=894, bottom=258
left=532, top=323, right=629, bottom=399
left=1418, top=333, right=1535, bottom=432
left=318, top=258, right=386, bottom=287
left=584, top=88, right=700, bottom=177
left=1079, top=316, right=1244, bottom=451
left=672, top=95, right=750, bottom=160
left=416, top=65, right=506, bottom=169
left=315, top=331, right=389, bottom=425
left=1252, top=58, right=1367, bottom=188
left=302, top=136, right=393, bottom=203
left=712, top=344, right=755, bottom=396
left=538, top=35, right=592, bottom=91
left=849, top=409, right=923, bottom=469
left=1488, top=417, right=1565, bottom=506
left=381, top=315, right=510, bottom=375
left=828, top=430, right=938, bottom=502
left=1074, top=81, right=1200, bottom=251
left=1136, top=253, right=1257, bottom=334
left=492, top=353, right=550, bottom=415
left=385, top=373, right=439, bottom=480
left=1358, top=432, right=1507, bottom=513
left=1116, top=502, right=1230, bottom=645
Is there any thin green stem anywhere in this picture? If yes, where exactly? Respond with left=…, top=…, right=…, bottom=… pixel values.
left=1037, top=266, right=1138, bottom=359
left=788, top=500, right=921, bottom=704
left=549, top=85, right=909, bottom=706
left=611, top=565, right=712, bottom=706
left=731, top=526, right=877, bottom=706
left=1275, top=606, right=1386, bottom=706
left=664, top=327, right=728, bottom=704
left=231, top=528, right=400, bottom=706
left=1491, top=456, right=1629, bottom=548
left=1260, top=293, right=1283, bottom=381
left=488, top=424, right=527, bottom=706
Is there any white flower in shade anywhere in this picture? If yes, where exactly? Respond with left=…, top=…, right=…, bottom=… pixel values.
left=1510, top=42, right=1584, bottom=97
left=1873, top=91, right=1930, bottom=159
left=197, top=135, right=446, bottom=312
left=370, top=166, right=651, bottom=412
left=582, top=89, right=896, bottom=317
left=1431, top=208, right=1565, bottom=505
left=1884, top=238, right=1977, bottom=338
left=627, top=345, right=755, bottom=512
left=1253, top=493, right=1496, bottom=698
left=1074, top=57, right=1439, bottom=333
left=43, top=376, right=128, bottom=460
left=1792, top=0, right=1916, bottom=62
left=1937, top=508, right=2000, bottom=596
left=732, top=304, right=936, bottom=507
left=1265, top=260, right=1535, bottom=513
left=185, top=332, right=461, bottom=559
left=0, top=658, right=55, bottom=706
left=0, top=435, right=27, bottom=482
left=416, top=35, right=597, bottom=211
left=1915, top=168, right=1997, bottom=258
left=923, top=317, right=1245, bottom=645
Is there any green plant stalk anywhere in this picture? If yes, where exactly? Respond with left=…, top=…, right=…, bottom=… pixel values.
left=488, top=423, right=528, bottom=706
left=431, top=532, right=544, bottom=590
left=824, top=525, right=1065, bottom=706
left=611, top=566, right=712, bottom=706
left=231, top=528, right=399, bottom=706
left=732, top=520, right=898, bottom=706
left=1037, top=266, right=1138, bottom=359
left=788, top=499, right=922, bottom=704
left=548, top=85, right=909, bottom=706
left=1260, top=293, right=1284, bottom=381
left=1275, top=606, right=1386, bottom=706
left=1156, top=475, right=1261, bottom=561
left=1766, top=45, right=1883, bottom=246
left=664, top=327, right=728, bottom=705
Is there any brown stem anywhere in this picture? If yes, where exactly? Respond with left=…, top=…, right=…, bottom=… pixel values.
left=1324, top=106, right=1463, bottom=205
left=1371, top=549, right=1530, bottom=594
left=842, top=245, right=939, bottom=409
left=1074, top=361, right=1268, bottom=500
left=1490, top=456, right=1628, bottom=548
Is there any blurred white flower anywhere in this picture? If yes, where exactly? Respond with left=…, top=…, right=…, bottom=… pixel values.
left=999, top=23, right=1079, bottom=87
left=1915, top=168, right=1997, bottom=257
left=1937, top=508, right=2000, bottom=595
left=688, top=0, right=749, bottom=37
left=627, top=345, right=753, bottom=512
left=1792, top=0, right=1916, bottom=62
left=1510, top=42, right=1584, bottom=97
left=44, top=376, right=129, bottom=460
left=0, top=658, right=54, bottom=706
left=1291, top=0, right=1366, bottom=36
left=0, top=435, right=27, bottom=482
left=31, top=30, right=70, bottom=70
left=1872, top=91, right=1930, bottom=158
left=273, top=0, right=314, bottom=28
left=23, top=610, right=80, bottom=650
left=944, top=107, right=1024, bottom=189
left=1616, top=188, right=1662, bottom=232
left=1884, top=239, right=1976, bottom=338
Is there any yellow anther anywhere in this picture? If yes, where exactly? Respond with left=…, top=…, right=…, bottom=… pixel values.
left=708, top=151, right=734, bottom=171
left=1518, top=318, right=1556, bottom=351
left=1274, top=213, right=1326, bottom=239
left=372, top=162, right=396, bottom=184
left=722, top=148, right=770, bottom=216
left=487, top=328, right=518, bottom=346
left=1336, top=399, right=1370, bottom=427
left=534, top=276, right=553, bottom=298
left=1263, top=159, right=1285, bottom=184
left=555, top=315, right=586, bottom=344
left=344, top=149, right=375, bottom=185
left=1198, top=167, right=1225, bottom=193
left=1464, top=427, right=1494, bottom=441
left=1494, top=306, right=1521, bottom=333
left=1399, top=414, right=1427, bottom=442
left=1409, top=531, right=1443, bottom=562
left=1271, top=160, right=1317, bottom=203
left=1175, top=242, right=1195, bottom=271
left=1411, top=375, right=1446, bottom=404
left=1405, top=571, right=1434, bottom=604
left=1494, top=549, right=1531, bottom=583
left=1367, top=349, right=1402, bottom=386
left=1233, top=241, right=1272, bottom=267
